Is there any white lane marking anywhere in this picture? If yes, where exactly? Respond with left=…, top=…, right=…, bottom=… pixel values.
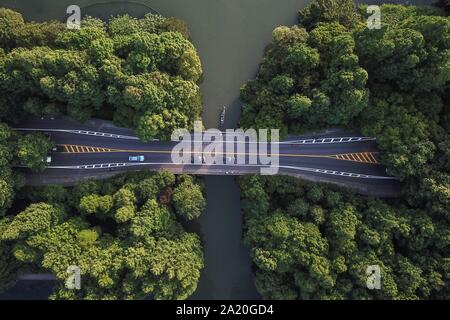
left=14, top=128, right=375, bottom=145
left=279, top=165, right=396, bottom=179
left=43, top=162, right=398, bottom=180
left=283, top=137, right=376, bottom=144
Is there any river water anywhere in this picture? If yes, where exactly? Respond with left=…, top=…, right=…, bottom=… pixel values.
left=0, top=0, right=433, bottom=300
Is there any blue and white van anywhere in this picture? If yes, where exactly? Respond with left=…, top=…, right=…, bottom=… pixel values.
left=128, top=155, right=145, bottom=162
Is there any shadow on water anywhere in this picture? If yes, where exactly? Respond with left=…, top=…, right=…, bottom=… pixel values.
left=81, top=1, right=160, bottom=19
left=0, top=281, right=55, bottom=300
left=188, top=176, right=261, bottom=299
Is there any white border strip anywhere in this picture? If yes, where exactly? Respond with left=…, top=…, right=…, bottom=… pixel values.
left=283, top=137, right=376, bottom=144
left=13, top=128, right=142, bottom=140
left=42, top=162, right=397, bottom=180
left=14, top=128, right=374, bottom=145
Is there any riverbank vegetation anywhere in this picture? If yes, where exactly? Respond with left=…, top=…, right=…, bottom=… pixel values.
left=239, top=1, right=449, bottom=299
left=0, top=8, right=206, bottom=299
left=0, top=171, right=206, bottom=299
left=0, top=123, right=54, bottom=217
left=0, top=8, right=203, bottom=141
left=239, top=175, right=448, bottom=299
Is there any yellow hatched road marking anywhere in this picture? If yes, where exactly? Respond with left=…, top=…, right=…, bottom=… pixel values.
left=366, top=153, right=376, bottom=163
left=332, top=152, right=379, bottom=164
left=61, top=145, right=114, bottom=153
left=360, top=153, right=370, bottom=163
left=369, top=153, right=378, bottom=163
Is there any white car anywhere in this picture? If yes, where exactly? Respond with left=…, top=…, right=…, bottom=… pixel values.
left=129, top=155, right=145, bottom=162
left=46, top=156, right=52, bottom=164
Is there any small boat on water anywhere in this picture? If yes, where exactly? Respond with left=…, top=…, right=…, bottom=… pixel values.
left=220, top=106, right=226, bottom=129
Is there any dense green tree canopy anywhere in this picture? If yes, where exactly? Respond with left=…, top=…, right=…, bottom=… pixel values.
left=16, top=132, right=53, bottom=172
left=0, top=9, right=203, bottom=141
left=0, top=123, right=52, bottom=214
left=240, top=20, right=368, bottom=136
left=239, top=1, right=449, bottom=300
left=173, top=175, right=206, bottom=220
left=0, top=217, right=21, bottom=293
left=0, top=10, right=205, bottom=300
left=0, top=171, right=206, bottom=299
left=239, top=175, right=449, bottom=299
left=298, top=0, right=362, bottom=30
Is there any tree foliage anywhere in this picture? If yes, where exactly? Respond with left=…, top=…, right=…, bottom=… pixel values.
left=173, top=175, right=206, bottom=220
left=0, top=171, right=205, bottom=299
left=238, top=1, right=449, bottom=300
left=238, top=175, right=449, bottom=299
left=240, top=21, right=368, bottom=136
left=16, top=132, right=53, bottom=172
left=298, top=0, right=362, bottom=30
left=0, top=123, right=50, bottom=214
left=0, top=10, right=202, bottom=140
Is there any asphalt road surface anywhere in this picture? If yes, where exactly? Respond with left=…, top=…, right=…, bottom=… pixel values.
left=14, top=118, right=401, bottom=197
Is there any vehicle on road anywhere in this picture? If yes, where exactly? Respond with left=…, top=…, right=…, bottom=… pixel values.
left=128, top=155, right=145, bottom=162
left=46, top=156, right=52, bottom=164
